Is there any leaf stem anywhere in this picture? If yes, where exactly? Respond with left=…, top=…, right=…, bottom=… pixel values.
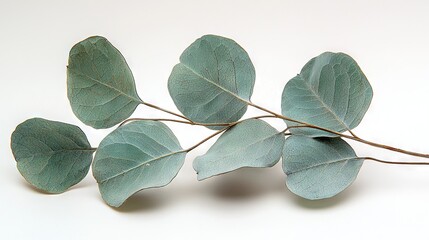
left=183, top=115, right=278, bottom=153
left=185, top=127, right=231, bottom=152
left=247, top=102, right=429, bottom=159
left=347, top=136, right=429, bottom=158
left=119, top=115, right=277, bottom=128
left=128, top=100, right=429, bottom=159
left=360, top=157, right=429, bottom=165
left=118, top=118, right=229, bottom=128
left=141, top=101, right=194, bottom=123
left=349, top=130, right=358, bottom=138
left=118, top=115, right=279, bottom=153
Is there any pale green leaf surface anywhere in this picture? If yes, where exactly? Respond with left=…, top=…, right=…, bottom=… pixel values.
left=281, top=52, right=373, bottom=137
left=10, top=118, right=94, bottom=193
left=92, top=121, right=186, bottom=207
left=282, top=135, right=363, bottom=200
left=194, top=119, right=284, bottom=180
left=67, top=36, right=141, bottom=129
left=168, top=35, right=255, bottom=129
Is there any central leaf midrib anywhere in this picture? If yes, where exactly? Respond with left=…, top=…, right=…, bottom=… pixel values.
left=300, top=76, right=350, bottom=131
left=286, top=157, right=359, bottom=175
left=181, top=63, right=250, bottom=105
left=68, top=67, right=142, bottom=104
left=98, top=150, right=186, bottom=184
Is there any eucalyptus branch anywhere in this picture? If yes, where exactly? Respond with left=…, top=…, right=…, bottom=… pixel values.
left=11, top=34, right=429, bottom=207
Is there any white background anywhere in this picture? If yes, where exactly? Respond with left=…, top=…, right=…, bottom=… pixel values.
left=2, top=0, right=429, bottom=239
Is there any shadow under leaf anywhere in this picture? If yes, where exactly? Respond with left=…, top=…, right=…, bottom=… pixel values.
left=113, top=190, right=168, bottom=213
left=201, top=167, right=285, bottom=201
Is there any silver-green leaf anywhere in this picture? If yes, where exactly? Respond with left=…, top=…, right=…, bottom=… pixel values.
left=168, top=35, right=255, bottom=129
left=92, top=121, right=186, bottom=207
left=281, top=52, right=373, bottom=137
left=67, top=36, right=142, bottom=129
left=194, top=119, right=285, bottom=180
left=282, top=136, right=363, bottom=200
left=10, top=118, right=94, bottom=193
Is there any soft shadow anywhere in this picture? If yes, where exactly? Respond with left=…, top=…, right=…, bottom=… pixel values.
left=202, top=167, right=285, bottom=200
left=113, top=190, right=167, bottom=213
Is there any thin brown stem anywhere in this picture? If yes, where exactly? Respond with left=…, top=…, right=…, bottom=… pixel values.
left=183, top=115, right=279, bottom=152
left=141, top=101, right=194, bottom=122
left=185, top=127, right=231, bottom=152
left=349, top=130, right=358, bottom=138
left=247, top=102, right=429, bottom=159
left=346, top=136, right=429, bottom=158
left=117, top=114, right=280, bottom=153
left=361, top=157, right=429, bottom=165
left=119, top=115, right=277, bottom=128
left=130, top=99, right=429, bottom=159
left=119, top=118, right=191, bottom=127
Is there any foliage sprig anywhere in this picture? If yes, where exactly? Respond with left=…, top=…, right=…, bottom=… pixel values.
left=11, top=35, right=429, bottom=207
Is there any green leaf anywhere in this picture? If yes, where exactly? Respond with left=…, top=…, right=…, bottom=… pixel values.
left=282, top=135, right=363, bottom=200
left=67, top=36, right=142, bottom=129
left=281, top=52, right=373, bottom=137
left=92, top=121, right=186, bottom=207
left=194, top=119, right=285, bottom=180
left=168, top=35, right=255, bottom=129
left=10, top=118, right=94, bottom=193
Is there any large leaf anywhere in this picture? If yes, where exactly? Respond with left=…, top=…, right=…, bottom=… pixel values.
left=281, top=52, right=373, bottom=137
left=10, top=118, right=94, bottom=193
left=282, top=135, right=363, bottom=200
left=67, top=36, right=141, bottom=129
left=168, top=35, right=255, bottom=129
left=92, top=121, right=186, bottom=207
left=194, top=119, right=284, bottom=180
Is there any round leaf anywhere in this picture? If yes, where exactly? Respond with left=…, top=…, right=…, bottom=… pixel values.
left=93, top=121, right=186, bottom=207
left=282, top=135, right=363, bottom=200
left=194, top=119, right=285, bottom=180
left=67, top=36, right=142, bottom=129
left=10, top=118, right=94, bottom=193
left=281, top=52, right=373, bottom=137
left=168, top=35, right=255, bottom=129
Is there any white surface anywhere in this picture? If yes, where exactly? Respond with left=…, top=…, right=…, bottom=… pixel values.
left=2, top=0, right=429, bottom=239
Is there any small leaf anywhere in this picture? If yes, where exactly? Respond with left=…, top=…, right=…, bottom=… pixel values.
left=92, top=121, right=186, bottom=207
left=194, top=119, right=285, bottom=180
left=281, top=52, right=373, bottom=137
left=67, top=36, right=142, bottom=129
left=10, top=118, right=94, bottom=193
left=282, top=136, right=363, bottom=200
left=168, top=35, right=255, bottom=129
